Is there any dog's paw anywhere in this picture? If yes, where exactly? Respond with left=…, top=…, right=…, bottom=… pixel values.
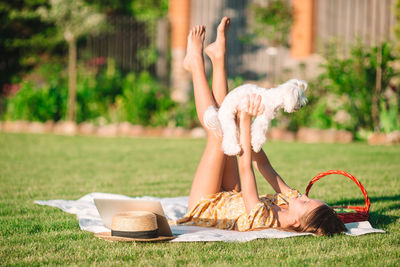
left=251, top=143, right=263, bottom=153
left=222, top=142, right=241, bottom=156
left=251, top=135, right=266, bottom=153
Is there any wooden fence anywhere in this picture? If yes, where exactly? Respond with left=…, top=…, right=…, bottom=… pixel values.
left=82, top=0, right=397, bottom=82
left=81, top=16, right=158, bottom=74
left=316, top=0, right=396, bottom=55
left=191, top=0, right=397, bottom=82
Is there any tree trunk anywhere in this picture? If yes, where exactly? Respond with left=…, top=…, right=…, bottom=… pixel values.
left=66, top=39, right=77, bottom=122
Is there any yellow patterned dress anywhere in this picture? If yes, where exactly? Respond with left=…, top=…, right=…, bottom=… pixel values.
left=175, top=189, right=301, bottom=231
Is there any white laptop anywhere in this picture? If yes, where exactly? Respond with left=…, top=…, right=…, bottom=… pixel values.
left=94, top=198, right=173, bottom=236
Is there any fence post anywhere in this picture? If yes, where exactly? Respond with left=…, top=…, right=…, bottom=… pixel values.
left=169, top=0, right=191, bottom=103
left=291, top=0, right=314, bottom=59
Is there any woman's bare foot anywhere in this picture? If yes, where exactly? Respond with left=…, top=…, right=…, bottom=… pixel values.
left=183, top=25, right=206, bottom=72
left=205, top=16, right=230, bottom=62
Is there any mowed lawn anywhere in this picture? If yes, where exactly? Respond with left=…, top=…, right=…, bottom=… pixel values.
left=0, top=133, right=399, bottom=266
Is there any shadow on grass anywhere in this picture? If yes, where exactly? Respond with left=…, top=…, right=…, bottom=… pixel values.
left=368, top=211, right=399, bottom=229
left=327, top=194, right=400, bottom=228
left=327, top=194, right=400, bottom=208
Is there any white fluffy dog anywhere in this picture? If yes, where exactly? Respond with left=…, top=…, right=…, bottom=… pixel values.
left=204, top=79, right=308, bottom=155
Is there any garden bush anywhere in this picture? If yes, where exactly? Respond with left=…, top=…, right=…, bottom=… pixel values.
left=320, top=42, right=396, bottom=132
left=282, top=42, right=399, bottom=135
left=4, top=60, right=199, bottom=128
left=6, top=42, right=397, bottom=134
left=5, top=63, right=68, bottom=122
left=115, top=71, right=172, bottom=125
left=5, top=81, right=66, bottom=122
left=379, top=96, right=400, bottom=133
left=75, top=60, right=124, bottom=123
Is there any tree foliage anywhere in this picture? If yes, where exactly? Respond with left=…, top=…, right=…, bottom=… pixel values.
left=251, top=0, right=293, bottom=47
left=0, top=0, right=167, bottom=88
left=0, top=0, right=61, bottom=87
left=130, top=0, right=168, bottom=21
left=36, top=0, right=107, bottom=43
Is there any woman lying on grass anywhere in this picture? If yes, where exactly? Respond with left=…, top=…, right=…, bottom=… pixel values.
left=176, top=17, right=346, bottom=236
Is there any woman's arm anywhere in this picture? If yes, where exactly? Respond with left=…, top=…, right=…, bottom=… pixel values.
left=251, top=149, right=291, bottom=194
left=237, top=96, right=261, bottom=214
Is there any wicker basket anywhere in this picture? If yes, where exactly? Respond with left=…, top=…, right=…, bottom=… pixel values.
left=305, top=170, right=370, bottom=224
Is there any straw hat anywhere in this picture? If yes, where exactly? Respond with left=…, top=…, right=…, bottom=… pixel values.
left=94, top=211, right=175, bottom=242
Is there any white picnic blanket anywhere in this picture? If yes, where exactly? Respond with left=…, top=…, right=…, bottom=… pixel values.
left=35, top=192, right=385, bottom=242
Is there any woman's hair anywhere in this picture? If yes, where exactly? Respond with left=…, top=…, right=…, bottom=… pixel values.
left=291, top=205, right=347, bottom=236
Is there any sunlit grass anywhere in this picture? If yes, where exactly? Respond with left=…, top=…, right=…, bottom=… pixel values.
left=1, top=133, right=399, bottom=265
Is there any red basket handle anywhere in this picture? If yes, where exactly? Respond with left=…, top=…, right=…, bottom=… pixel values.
left=305, top=170, right=370, bottom=213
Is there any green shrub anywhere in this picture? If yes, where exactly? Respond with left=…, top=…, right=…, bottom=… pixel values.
left=284, top=42, right=398, bottom=133
left=251, top=0, right=293, bottom=47
left=173, top=100, right=198, bottom=128
left=4, top=60, right=200, bottom=128
left=5, top=62, right=68, bottom=122
left=5, top=81, right=67, bottom=122
left=76, top=71, right=104, bottom=123
left=320, top=42, right=396, bottom=132
left=75, top=60, right=125, bottom=123
left=380, top=98, right=400, bottom=133
left=116, top=71, right=174, bottom=126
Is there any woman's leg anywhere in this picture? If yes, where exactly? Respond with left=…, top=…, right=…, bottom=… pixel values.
left=205, top=17, right=241, bottom=192
left=183, top=25, right=226, bottom=210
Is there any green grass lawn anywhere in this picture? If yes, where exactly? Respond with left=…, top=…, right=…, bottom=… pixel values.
left=1, top=133, right=399, bottom=266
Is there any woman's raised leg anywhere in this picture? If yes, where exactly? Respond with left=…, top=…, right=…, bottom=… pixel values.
left=183, top=25, right=226, bottom=210
left=205, top=17, right=241, bottom=192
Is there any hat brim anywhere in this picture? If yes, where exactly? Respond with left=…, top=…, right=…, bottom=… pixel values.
left=94, top=232, right=176, bottom=242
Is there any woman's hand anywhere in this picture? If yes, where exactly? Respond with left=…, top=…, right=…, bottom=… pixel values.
left=238, top=94, right=265, bottom=122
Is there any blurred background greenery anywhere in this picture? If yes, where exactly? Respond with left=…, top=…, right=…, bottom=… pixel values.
left=1, top=0, right=399, bottom=138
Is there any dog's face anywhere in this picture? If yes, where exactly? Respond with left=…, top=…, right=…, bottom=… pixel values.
left=283, top=84, right=308, bottom=113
